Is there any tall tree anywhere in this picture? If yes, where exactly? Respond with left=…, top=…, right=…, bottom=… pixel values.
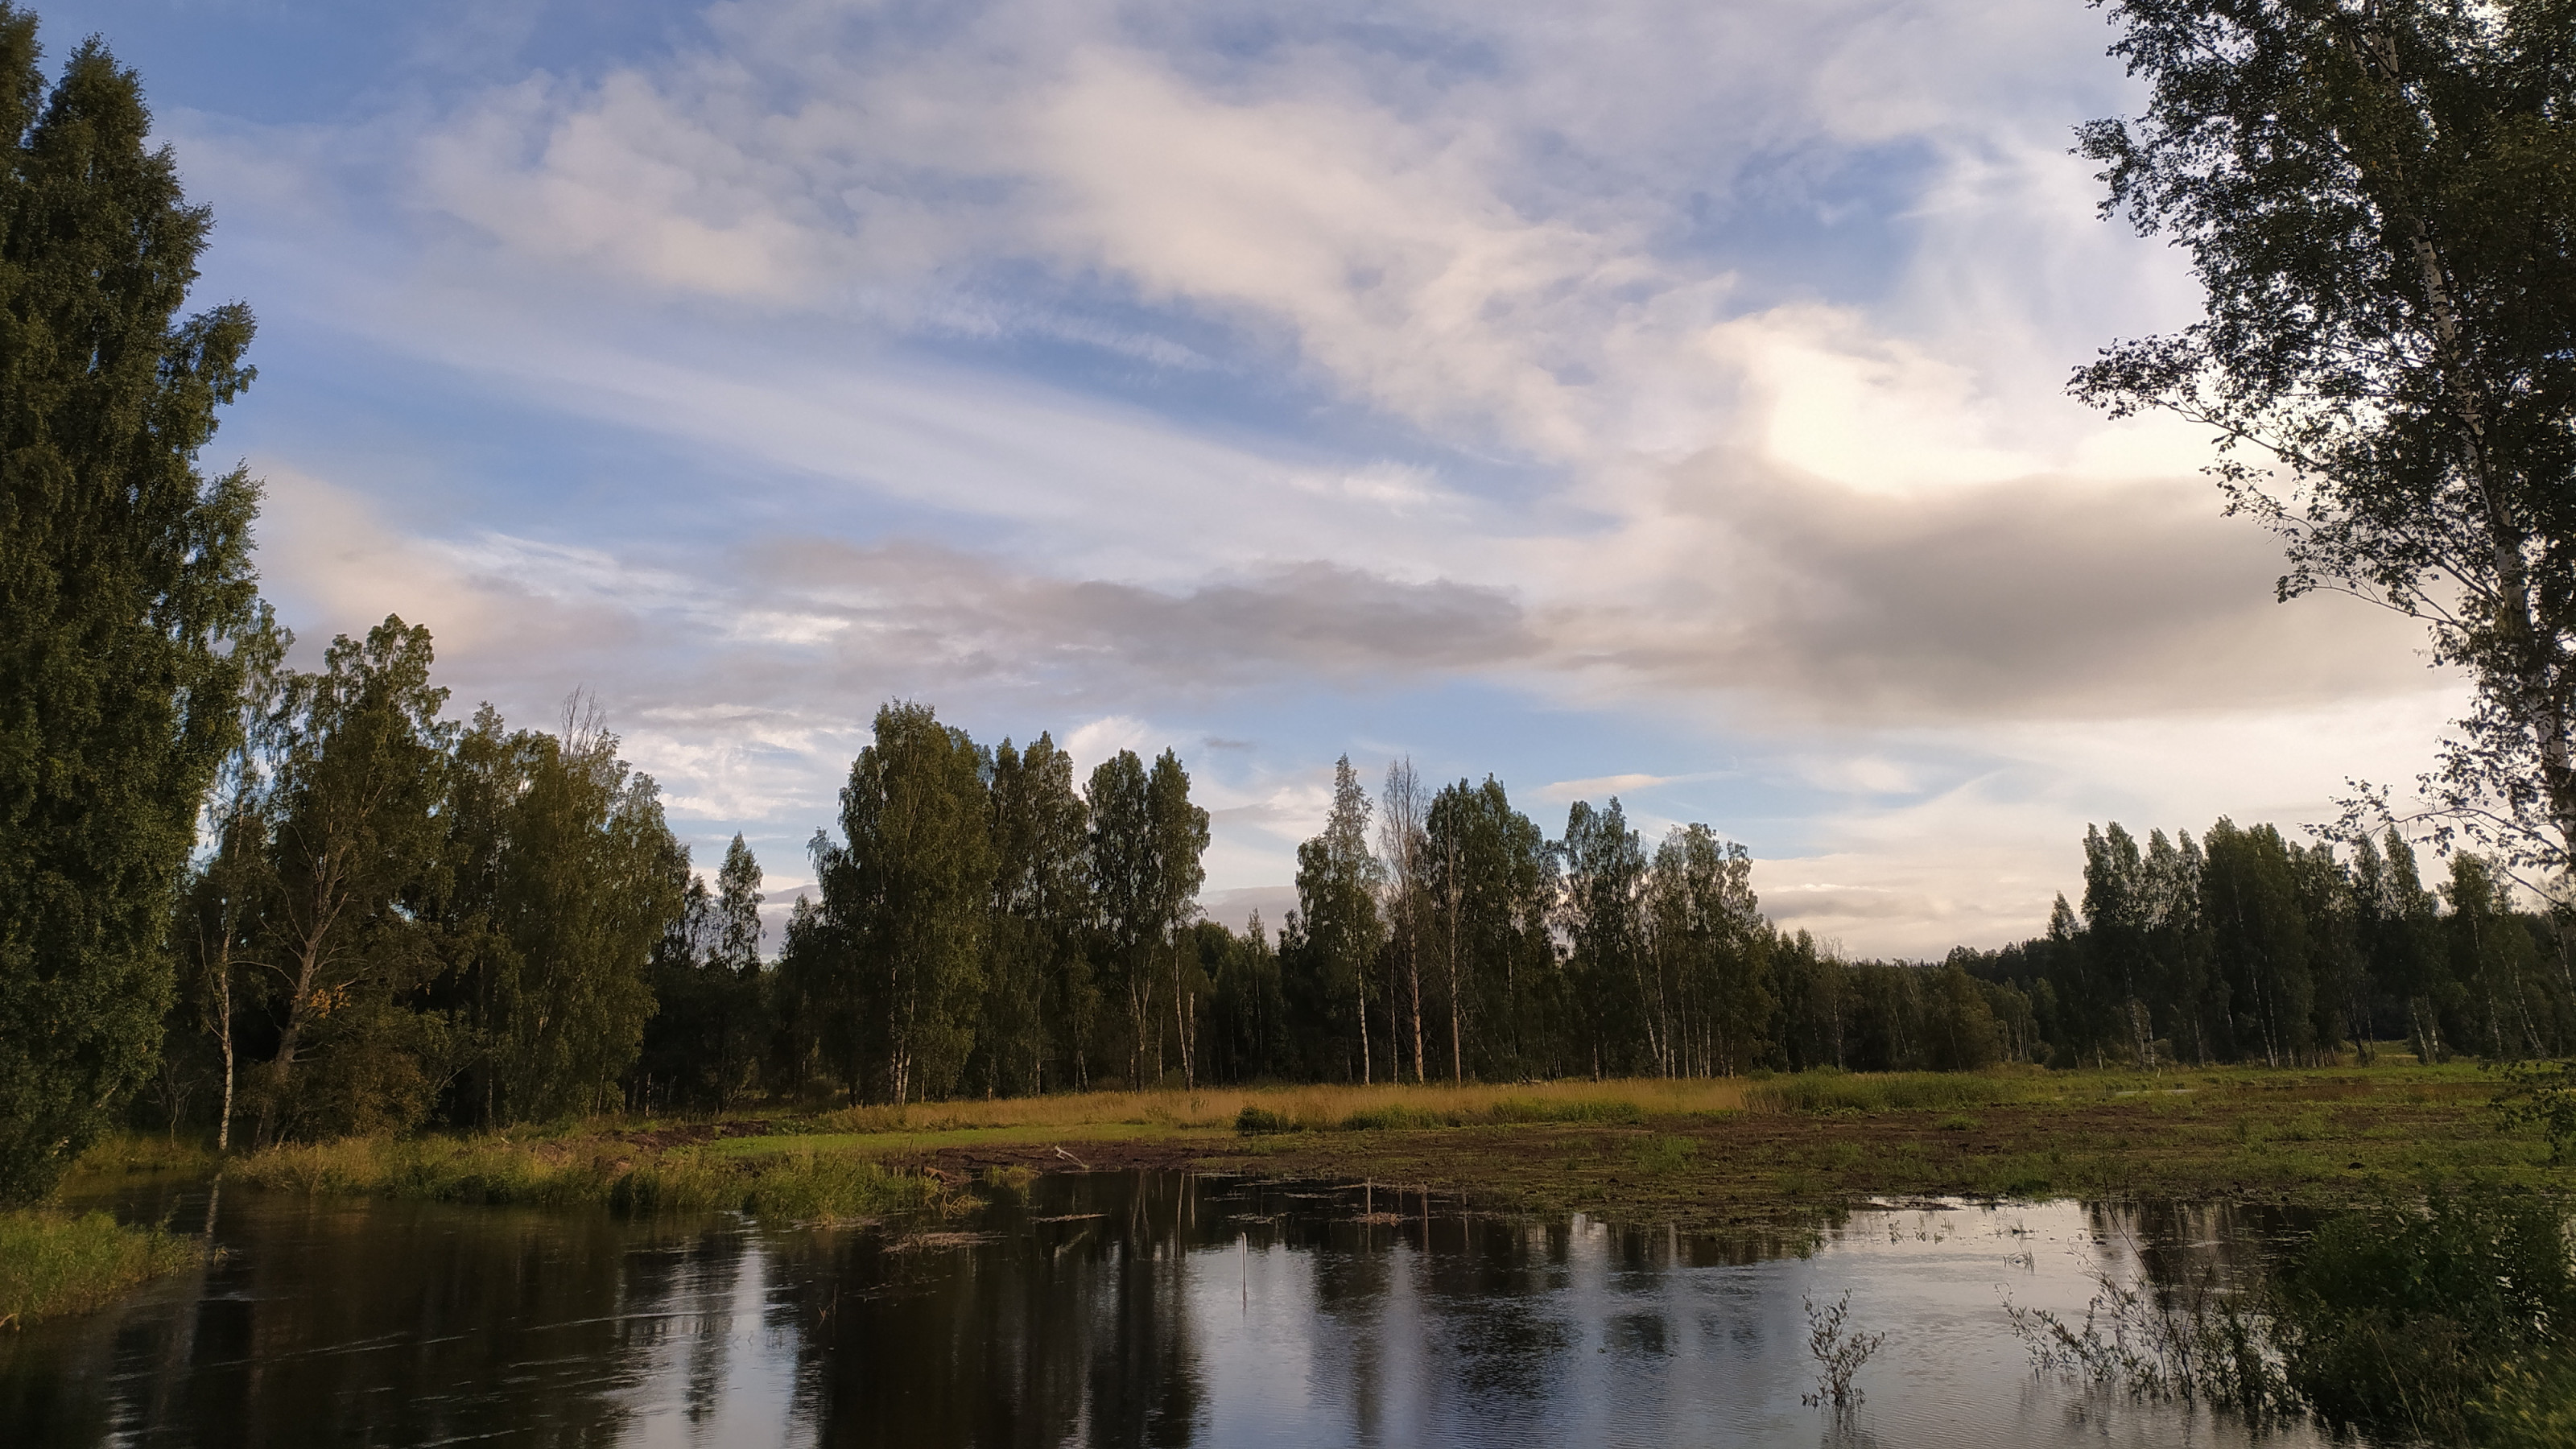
left=1646, top=824, right=1771, bottom=1077
left=1086, top=749, right=1158, bottom=1088
left=0, top=12, right=264, bottom=1200
left=989, top=733, right=1091, bottom=1093
left=1286, top=758, right=1384, bottom=1084
left=1558, top=799, right=1651, bottom=1080
left=1424, top=777, right=1557, bottom=1081
left=2075, top=0, right=2576, bottom=878
left=1146, top=749, right=1210, bottom=1089
left=171, top=607, right=289, bottom=1151
left=2292, top=840, right=2372, bottom=1061
left=249, top=617, right=453, bottom=1144
left=1377, top=758, right=1430, bottom=1084
left=2081, top=824, right=2158, bottom=1067
left=811, top=703, right=993, bottom=1105
left=2441, top=851, right=2553, bottom=1057
left=2202, top=818, right=2315, bottom=1067
left=2358, top=825, right=2453, bottom=1061
left=482, top=705, right=685, bottom=1121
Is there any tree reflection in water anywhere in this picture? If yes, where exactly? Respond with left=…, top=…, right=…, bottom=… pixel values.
left=4, top=1170, right=2336, bottom=1448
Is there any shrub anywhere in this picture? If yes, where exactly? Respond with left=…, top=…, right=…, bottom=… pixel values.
left=2273, top=1191, right=2576, bottom=1444
left=1235, top=1106, right=1297, bottom=1135
left=1633, top=1135, right=1697, bottom=1174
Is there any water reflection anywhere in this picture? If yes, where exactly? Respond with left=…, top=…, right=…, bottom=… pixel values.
left=6, top=1172, right=2340, bottom=1447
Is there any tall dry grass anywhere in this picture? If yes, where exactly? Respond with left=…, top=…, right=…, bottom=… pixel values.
left=795, top=1076, right=1748, bottom=1137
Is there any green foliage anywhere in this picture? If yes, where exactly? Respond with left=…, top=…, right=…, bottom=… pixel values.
left=225, top=1132, right=942, bottom=1225
left=0, top=1209, right=201, bottom=1327
left=2494, top=1059, right=2576, bottom=1164
left=0, top=8, right=265, bottom=1203
left=1418, top=775, right=1560, bottom=1083
left=2273, top=1192, right=2576, bottom=1443
left=1633, top=1134, right=1696, bottom=1174
left=2075, top=0, right=2576, bottom=877
left=1234, top=1104, right=1296, bottom=1135
left=1748, top=1071, right=2040, bottom=1116
left=2008, top=1269, right=2297, bottom=1422
left=1283, top=757, right=1386, bottom=1084
left=481, top=712, right=682, bottom=1121
left=805, top=703, right=995, bottom=1105
left=245, top=617, right=453, bottom=1145
left=1339, top=1104, right=1446, bottom=1131
left=977, top=733, right=1090, bottom=1096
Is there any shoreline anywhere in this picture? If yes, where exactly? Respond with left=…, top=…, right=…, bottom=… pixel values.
left=56, top=1063, right=2553, bottom=1242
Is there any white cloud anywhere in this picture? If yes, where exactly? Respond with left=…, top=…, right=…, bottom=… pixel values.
left=162, top=0, right=2482, bottom=956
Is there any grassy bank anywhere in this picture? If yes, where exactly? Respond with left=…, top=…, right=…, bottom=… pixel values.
left=186, top=1063, right=2560, bottom=1233
left=1208, top=1064, right=2541, bottom=1230
left=224, top=1134, right=948, bottom=1225
left=0, top=1211, right=202, bottom=1329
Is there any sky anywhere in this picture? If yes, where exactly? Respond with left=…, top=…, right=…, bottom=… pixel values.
left=41, top=0, right=2462, bottom=955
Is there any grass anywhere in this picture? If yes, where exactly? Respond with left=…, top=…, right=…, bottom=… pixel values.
left=785, top=1076, right=1738, bottom=1136
left=223, top=1134, right=946, bottom=1225
left=0, top=1211, right=203, bottom=1329
left=166, top=1062, right=2560, bottom=1237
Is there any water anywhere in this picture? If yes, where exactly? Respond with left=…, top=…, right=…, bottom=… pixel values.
left=5, top=1172, right=2337, bottom=1447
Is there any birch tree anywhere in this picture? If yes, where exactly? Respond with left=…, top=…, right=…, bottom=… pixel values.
left=2076, top=0, right=2576, bottom=879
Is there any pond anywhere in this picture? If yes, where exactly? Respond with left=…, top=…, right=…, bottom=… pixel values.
left=5, top=1170, right=2340, bottom=1447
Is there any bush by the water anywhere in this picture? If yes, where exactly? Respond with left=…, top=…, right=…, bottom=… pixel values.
left=0, top=1212, right=202, bottom=1327
left=2273, top=1191, right=2576, bottom=1444
left=2013, top=1191, right=2576, bottom=1446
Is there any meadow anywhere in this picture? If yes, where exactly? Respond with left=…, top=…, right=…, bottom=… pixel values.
left=43, top=1061, right=2536, bottom=1241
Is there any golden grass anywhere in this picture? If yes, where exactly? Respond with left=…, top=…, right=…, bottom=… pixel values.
left=0, top=1211, right=203, bottom=1328
left=223, top=1131, right=947, bottom=1225
left=786, top=1075, right=1748, bottom=1137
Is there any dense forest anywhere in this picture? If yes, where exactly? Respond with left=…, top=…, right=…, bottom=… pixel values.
left=137, top=616, right=2576, bottom=1151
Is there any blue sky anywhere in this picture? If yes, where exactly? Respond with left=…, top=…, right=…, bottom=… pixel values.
left=44, top=0, right=2458, bottom=952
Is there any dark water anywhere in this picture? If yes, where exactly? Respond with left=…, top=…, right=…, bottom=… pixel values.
left=4, top=1171, right=2335, bottom=1447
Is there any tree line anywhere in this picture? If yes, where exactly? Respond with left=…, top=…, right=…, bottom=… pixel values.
left=1954, top=821, right=2576, bottom=1072
left=130, top=657, right=2576, bottom=1161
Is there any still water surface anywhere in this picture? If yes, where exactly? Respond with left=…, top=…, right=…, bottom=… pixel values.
left=6, top=1171, right=2335, bottom=1447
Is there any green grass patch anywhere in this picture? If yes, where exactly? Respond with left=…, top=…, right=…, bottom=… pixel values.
left=1235, top=1105, right=1298, bottom=1135
left=0, top=1211, right=202, bottom=1328
left=227, top=1133, right=951, bottom=1226
left=1339, top=1104, right=1450, bottom=1131
left=1486, top=1096, right=1645, bottom=1125
left=1746, top=1070, right=2048, bottom=1115
left=1633, top=1135, right=1698, bottom=1174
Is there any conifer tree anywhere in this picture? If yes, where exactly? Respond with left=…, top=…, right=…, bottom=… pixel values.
left=0, top=10, right=264, bottom=1201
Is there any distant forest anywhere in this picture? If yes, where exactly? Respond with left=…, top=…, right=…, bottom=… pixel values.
left=143, top=615, right=2576, bottom=1146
